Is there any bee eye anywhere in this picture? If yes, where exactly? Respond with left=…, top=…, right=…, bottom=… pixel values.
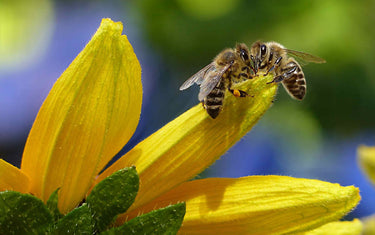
left=240, top=49, right=249, bottom=62
left=260, top=45, right=267, bottom=56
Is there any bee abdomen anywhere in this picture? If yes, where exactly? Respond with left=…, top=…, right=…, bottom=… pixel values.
left=205, top=97, right=223, bottom=105
left=205, top=105, right=222, bottom=119
left=204, top=88, right=225, bottom=119
left=283, top=72, right=306, bottom=100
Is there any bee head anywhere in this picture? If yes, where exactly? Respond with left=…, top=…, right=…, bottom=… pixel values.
left=216, top=49, right=236, bottom=66
left=235, top=43, right=250, bottom=65
left=250, top=41, right=268, bottom=72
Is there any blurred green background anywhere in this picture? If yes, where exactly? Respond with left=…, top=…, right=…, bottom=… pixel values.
left=1, top=0, right=374, bottom=219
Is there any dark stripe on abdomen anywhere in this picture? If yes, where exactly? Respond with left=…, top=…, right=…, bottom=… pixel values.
left=204, top=87, right=224, bottom=119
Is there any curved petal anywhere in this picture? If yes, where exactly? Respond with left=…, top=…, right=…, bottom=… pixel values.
left=0, top=159, right=30, bottom=193
left=362, top=214, right=375, bottom=235
left=21, top=18, right=142, bottom=213
left=96, top=74, right=277, bottom=211
left=300, top=219, right=362, bottom=235
left=358, top=145, right=375, bottom=185
left=119, top=176, right=360, bottom=234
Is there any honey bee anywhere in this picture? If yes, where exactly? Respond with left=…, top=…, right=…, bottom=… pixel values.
left=179, top=43, right=254, bottom=119
left=250, top=41, right=326, bottom=100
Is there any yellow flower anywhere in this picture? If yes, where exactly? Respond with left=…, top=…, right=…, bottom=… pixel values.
left=357, top=145, right=375, bottom=234
left=0, top=18, right=360, bottom=234
left=297, top=219, right=362, bottom=235
left=362, top=214, right=375, bottom=235
left=358, top=145, right=375, bottom=186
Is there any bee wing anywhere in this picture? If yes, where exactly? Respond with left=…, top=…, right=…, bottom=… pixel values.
left=179, top=63, right=215, bottom=90
left=198, top=63, right=230, bottom=101
left=285, top=49, right=326, bottom=66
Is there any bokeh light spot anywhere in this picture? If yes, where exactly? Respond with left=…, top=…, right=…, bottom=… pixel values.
left=0, top=0, right=53, bottom=72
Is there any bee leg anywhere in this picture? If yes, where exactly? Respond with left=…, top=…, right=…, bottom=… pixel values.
left=250, top=66, right=257, bottom=75
left=248, top=61, right=257, bottom=75
left=228, top=88, right=251, bottom=98
left=266, top=64, right=297, bottom=84
left=238, top=72, right=250, bottom=80
left=266, top=75, right=284, bottom=84
left=250, top=55, right=258, bottom=74
left=264, top=66, right=274, bottom=77
left=228, top=77, right=252, bottom=97
left=264, top=56, right=282, bottom=76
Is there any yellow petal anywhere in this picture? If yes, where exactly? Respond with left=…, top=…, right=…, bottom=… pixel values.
left=362, top=215, right=375, bottom=235
left=0, top=159, right=30, bottom=193
left=20, top=18, right=142, bottom=213
left=298, top=219, right=362, bottom=235
left=119, top=176, right=360, bottom=235
left=97, top=73, right=277, bottom=212
left=358, top=145, right=375, bottom=185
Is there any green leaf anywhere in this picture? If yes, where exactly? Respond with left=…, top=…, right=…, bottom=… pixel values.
left=86, top=166, right=139, bottom=231
left=0, top=191, right=53, bottom=234
left=103, top=202, right=186, bottom=235
left=52, top=204, right=94, bottom=234
left=46, top=188, right=63, bottom=221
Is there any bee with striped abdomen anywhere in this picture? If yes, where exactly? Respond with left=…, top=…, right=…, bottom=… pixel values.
left=250, top=41, right=326, bottom=100
left=179, top=43, right=254, bottom=119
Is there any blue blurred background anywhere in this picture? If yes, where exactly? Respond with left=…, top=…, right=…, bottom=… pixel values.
left=1, top=0, right=374, bottom=220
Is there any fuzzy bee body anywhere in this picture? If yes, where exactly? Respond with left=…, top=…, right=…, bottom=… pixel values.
left=180, top=43, right=253, bottom=119
left=250, top=41, right=325, bottom=100
left=203, top=75, right=227, bottom=119
left=280, top=57, right=306, bottom=100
